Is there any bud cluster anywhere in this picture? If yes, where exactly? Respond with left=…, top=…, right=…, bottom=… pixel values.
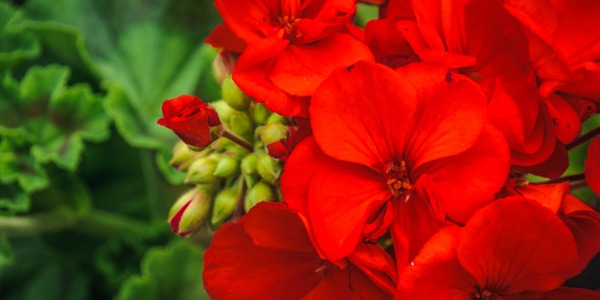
left=167, top=75, right=290, bottom=237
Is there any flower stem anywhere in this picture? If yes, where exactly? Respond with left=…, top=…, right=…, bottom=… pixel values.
left=536, top=173, right=586, bottom=185
left=566, top=126, right=600, bottom=150
left=221, top=129, right=254, bottom=152
left=0, top=209, right=147, bottom=238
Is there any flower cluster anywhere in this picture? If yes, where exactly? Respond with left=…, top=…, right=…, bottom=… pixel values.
left=159, top=0, right=600, bottom=298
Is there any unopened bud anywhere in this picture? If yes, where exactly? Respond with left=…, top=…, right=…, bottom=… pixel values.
left=244, top=181, right=275, bottom=212
left=258, top=123, right=289, bottom=145
left=222, top=76, right=250, bottom=111
left=266, top=113, right=288, bottom=125
left=168, top=186, right=212, bottom=237
left=212, top=50, right=237, bottom=85
left=211, top=100, right=235, bottom=123
left=210, top=187, right=238, bottom=226
left=213, top=156, right=240, bottom=178
left=170, top=141, right=202, bottom=170
left=230, top=111, right=254, bottom=139
left=241, top=153, right=258, bottom=175
left=256, top=154, right=281, bottom=183
left=249, top=102, right=270, bottom=125
left=186, top=157, right=218, bottom=184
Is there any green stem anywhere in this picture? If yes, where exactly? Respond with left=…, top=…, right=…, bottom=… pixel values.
left=0, top=209, right=147, bottom=238
left=140, top=149, right=164, bottom=220
left=221, top=129, right=254, bottom=152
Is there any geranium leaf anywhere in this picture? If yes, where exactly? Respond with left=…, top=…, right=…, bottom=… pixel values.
left=0, top=2, right=40, bottom=72
left=116, top=239, right=209, bottom=300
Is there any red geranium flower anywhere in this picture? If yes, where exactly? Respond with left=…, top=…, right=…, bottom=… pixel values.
left=208, top=0, right=374, bottom=116
left=281, top=61, right=509, bottom=265
left=157, top=95, right=221, bottom=150
left=203, top=202, right=397, bottom=299
left=397, top=197, right=590, bottom=299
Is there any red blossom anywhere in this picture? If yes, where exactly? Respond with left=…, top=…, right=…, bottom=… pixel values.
left=209, top=0, right=374, bottom=116
left=398, top=197, right=585, bottom=299
left=203, top=202, right=396, bottom=299
left=281, top=61, right=509, bottom=265
left=157, top=95, right=221, bottom=149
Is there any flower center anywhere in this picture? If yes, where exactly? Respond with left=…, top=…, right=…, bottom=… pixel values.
left=474, top=287, right=494, bottom=300
left=274, top=16, right=302, bottom=41
left=384, top=161, right=413, bottom=199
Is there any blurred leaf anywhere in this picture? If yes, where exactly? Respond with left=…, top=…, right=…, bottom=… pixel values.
left=116, top=239, right=208, bottom=300
left=0, top=235, right=13, bottom=269
left=0, top=237, right=90, bottom=300
left=0, top=181, right=30, bottom=214
left=21, top=0, right=221, bottom=149
left=0, top=2, right=40, bottom=72
left=0, top=133, right=48, bottom=195
left=31, top=168, right=92, bottom=214
left=0, top=65, right=110, bottom=171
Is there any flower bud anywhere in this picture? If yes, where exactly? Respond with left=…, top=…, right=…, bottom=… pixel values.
left=211, top=100, right=235, bottom=123
left=241, top=153, right=258, bottom=175
left=222, top=75, right=250, bottom=111
left=230, top=111, right=254, bottom=140
left=212, top=50, right=237, bottom=85
left=170, top=141, right=203, bottom=170
left=266, top=113, right=288, bottom=125
left=256, top=154, right=281, bottom=183
left=258, top=123, right=289, bottom=145
left=244, top=181, right=275, bottom=212
left=249, top=102, right=270, bottom=125
left=210, top=187, right=238, bottom=226
left=186, top=157, right=218, bottom=184
left=213, top=156, right=240, bottom=178
left=157, top=95, right=222, bottom=151
left=168, top=186, right=212, bottom=237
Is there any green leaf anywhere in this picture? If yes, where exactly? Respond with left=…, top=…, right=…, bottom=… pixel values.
left=0, top=2, right=40, bottom=72
left=0, top=235, right=12, bottom=269
left=0, top=181, right=30, bottom=214
left=1, top=65, right=111, bottom=171
left=31, top=83, right=111, bottom=170
left=116, top=239, right=209, bottom=300
left=0, top=133, right=48, bottom=194
left=22, top=0, right=222, bottom=152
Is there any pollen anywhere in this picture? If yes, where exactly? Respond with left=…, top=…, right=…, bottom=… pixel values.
left=384, top=161, right=413, bottom=199
left=275, top=16, right=302, bottom=41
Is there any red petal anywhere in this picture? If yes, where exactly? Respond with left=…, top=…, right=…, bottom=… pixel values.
left=513, top=182, right=570, bottom=214
left=397, top=63, right=488, bottom=170
left=559, top=195, right=600, bottom=277
left=281, top=136, right=333, bottom=217
left=348, top=243, right=398, bottom=295
left=310, top=60, right=418, bottom=168
left=214, top=0, right=272, bottom=43
left=423, top=122, right=510, bottom=224
left=584, top=136, right=600, bottom=195
left=268, top=33, right=373, bottom=97
left=233, top=37, right=310, bottom=117
left=203, top=202, right=322, bottom=299
left=307, top=158, right=390, bottom=261
left=396, top=226, right=476, bottom=300
left=205, top=23, right=247, bottom=53
left=505, top=287, right=600, bottom=300
left=458, top=197, right=578, bottom=294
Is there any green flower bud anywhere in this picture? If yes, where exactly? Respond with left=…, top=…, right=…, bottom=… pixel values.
left=213, top=156, right=240, bottom=178
left=170, top=141, right=199, bottom=169
left=258, top=123, right=289, bottom=145
left=244, top=181, right=275, bottom=212
left=230, top=111, right=254, bottom=140
left=211, top=100, right=235, bottom=123
left=249, top=102, right=270, bottom=125
left=186, top=157, right=218, bottom=184
left=210, top=187, right=238, bottom=226
left=256, top=154, right=281, bottom=183
left=222, top=75, right=250, bottom=111
left=169, top=186, right=212, bottom=237
left=240, top=153, right=258, bottom=175
left=266, top=113, right=289, bottom=125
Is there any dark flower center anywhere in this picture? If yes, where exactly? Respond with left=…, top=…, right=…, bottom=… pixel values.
left=384, top=161, right=413, bottom=199
left=474, top=286, right=494, bottom=300
left=275, top=16, right=301, bottom=41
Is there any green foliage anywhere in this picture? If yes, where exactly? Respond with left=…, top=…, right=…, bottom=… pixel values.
left=0, top=2, right=40, bottom=73
left=116, top=239, right=209, bottom=300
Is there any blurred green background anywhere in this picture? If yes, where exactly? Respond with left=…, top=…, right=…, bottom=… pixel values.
left=0, top=0, right=222, bottom=298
